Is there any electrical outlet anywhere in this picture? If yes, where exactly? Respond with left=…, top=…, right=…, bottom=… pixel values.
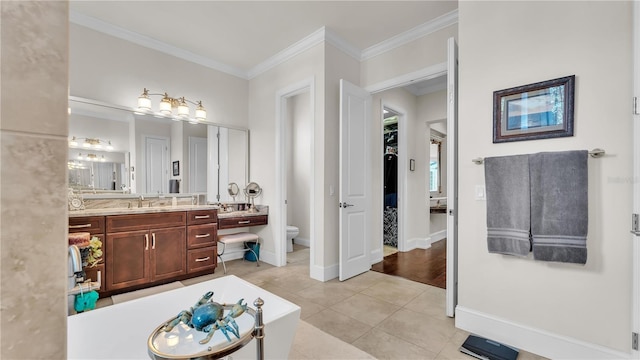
left=475, top=185, right=486, bottom=200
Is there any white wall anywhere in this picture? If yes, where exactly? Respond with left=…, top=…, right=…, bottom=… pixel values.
left=248, top=43, right=325, bottom=270
left=70, top=24, right=249, bottom=128
left=287, top=93, right=311, bottom=243
left=361, top=25, right=457, bottom=88
left=458, top=1, right=633, bottom=356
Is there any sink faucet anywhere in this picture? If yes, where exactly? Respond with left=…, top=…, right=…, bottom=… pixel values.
left=138, top=195, right=144, bottom=208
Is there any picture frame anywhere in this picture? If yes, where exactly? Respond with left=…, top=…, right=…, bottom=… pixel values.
left=493, top=75, right=575, bottom=143
left=172, top=161, right=179, bottom=176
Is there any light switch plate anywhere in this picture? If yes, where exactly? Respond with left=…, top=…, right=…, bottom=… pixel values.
left=475, top=185, right=486, bottom=200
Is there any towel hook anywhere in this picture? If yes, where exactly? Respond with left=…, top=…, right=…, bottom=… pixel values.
left=472, top=148, right=606, bottom=165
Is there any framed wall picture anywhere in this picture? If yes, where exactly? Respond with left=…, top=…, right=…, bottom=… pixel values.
left=493, top=75, right=575, bottom=143
left=172, top=161, right=179, bottom=176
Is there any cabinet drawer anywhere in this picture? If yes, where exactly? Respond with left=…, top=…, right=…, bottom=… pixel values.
left=218, top=215, right=268, bottom=229
left=187, top=209, right=218, bottom=225
left=69, top=216, right=105, bottom=234
left=187, top=246, right=216, bottom=273
left=187, top=224, right=217, bottom=249
left=107, top=212, right=186, bottom=232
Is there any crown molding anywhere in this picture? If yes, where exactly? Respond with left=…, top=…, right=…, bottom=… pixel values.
left=324, top=28, right=362, bottom=61
left=70, top=9, right=458, bottom=81
left=361, top=9, right=458, bottom=61
left=247, top=27, right=326, bottom=79
left=70, top=10, right=248, bottom=80
left=247, top=27, right=361, bottom=79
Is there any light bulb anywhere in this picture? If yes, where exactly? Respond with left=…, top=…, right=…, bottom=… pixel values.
left=137, top=88, right=152, bottom=111
left=195, top=101, right=206, bottom=121
left=159, top=94, right=172, bottom=115
left=177, top=97, right=189, bottom=118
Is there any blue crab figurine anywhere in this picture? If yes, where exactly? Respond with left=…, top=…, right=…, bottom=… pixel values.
left=162, top=291, right=248, bottom=344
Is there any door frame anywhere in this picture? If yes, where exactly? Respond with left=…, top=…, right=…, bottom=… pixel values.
left=380, top=103, right=407, bottom=252
left=275, top=77, right=315, bottom=269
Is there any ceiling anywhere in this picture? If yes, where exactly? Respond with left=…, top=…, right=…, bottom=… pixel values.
left=70, top=1, right=456, bottom=89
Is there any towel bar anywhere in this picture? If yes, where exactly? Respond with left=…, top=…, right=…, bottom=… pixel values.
left=472, top=148, right=605, bottom=165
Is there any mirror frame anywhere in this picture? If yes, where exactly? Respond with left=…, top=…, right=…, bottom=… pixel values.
left=69, top=96, right=250, bottom=198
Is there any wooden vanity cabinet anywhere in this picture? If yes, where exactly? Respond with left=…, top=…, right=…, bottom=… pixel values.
left=186, top=209, right=218, bottom=273
left=105, top=212, right=187, bottom=292
left=218, top=214, right=268, bottom=229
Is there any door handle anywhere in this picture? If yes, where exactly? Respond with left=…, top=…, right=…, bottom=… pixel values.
left=339, top=202, right=354, bottom=208
left=145, top=234, right=149, bottom=250
left=151, top=233, right=156, bottom=249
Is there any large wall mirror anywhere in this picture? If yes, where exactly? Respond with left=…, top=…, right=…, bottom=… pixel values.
left=69, top=96, right=249, bottom=203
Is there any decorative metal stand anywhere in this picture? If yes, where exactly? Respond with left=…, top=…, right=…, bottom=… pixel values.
left=148, top=298, right=265, bottom=360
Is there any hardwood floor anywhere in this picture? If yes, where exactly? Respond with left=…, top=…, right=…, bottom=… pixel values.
left=371, top=239, right=446, bottom=288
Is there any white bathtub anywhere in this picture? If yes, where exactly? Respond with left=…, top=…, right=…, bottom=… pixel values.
left=68, top=275, right=301, bottom=359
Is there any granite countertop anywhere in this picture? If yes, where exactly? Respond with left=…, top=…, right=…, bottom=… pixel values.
left=216, top=205, right=269, bottom=218
left=69, top=204, right=270, bottom=218
left=68, top=204, right=220, bottom=217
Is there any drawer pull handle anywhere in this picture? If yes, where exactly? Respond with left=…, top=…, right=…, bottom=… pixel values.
left=145, top=234, right=149, bottom=250
left=195, top=256, right=210, bottom=262
left=152, top=233, right=156, bottom=249
left=69, top=224, right=91, bottom=229
left=195, top=233, right=211, bottom=238
left=194, top=215, right=210, bottom=219
left=238, top=220, right=251, bottom=224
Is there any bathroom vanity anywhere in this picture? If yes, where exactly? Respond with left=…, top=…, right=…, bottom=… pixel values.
left=69, top=204, right=268, bottom=297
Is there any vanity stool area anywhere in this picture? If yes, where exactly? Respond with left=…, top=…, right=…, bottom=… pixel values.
left=217, top=232, right=260, bottom=274
left=217, top=209, right=269, bottom=274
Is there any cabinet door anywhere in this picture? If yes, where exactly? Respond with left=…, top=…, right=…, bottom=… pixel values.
left=106, top=230, right=149, bottom=291
left=150, top=227, right=186, bottom=282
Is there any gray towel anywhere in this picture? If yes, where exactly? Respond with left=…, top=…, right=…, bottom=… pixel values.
left=485, top=155, right=531, bottom=256
left=529, top=151, right=588, bottom=264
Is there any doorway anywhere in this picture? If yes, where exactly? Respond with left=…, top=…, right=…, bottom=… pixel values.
left=285, top=90, right=312, bottom=263
left=275, top=77, right=315, bottom=271
left=371, top=81, right=449, bottom=290
left=383, top=107, right=400, bottom=257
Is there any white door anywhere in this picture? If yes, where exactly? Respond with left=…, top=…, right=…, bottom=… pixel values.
left=446, top=37, right=459, bottom=317
left=189, top=136, right=208, bottom=193
left=632, top=2, right=639, bottom=358
left=339, top=79, right=372, bottom=281
left=145, top=136, right=169, bottom=194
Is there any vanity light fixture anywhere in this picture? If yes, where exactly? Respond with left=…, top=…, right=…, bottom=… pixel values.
left=137, top=88, right=207, bottom=122
left=69, top=137, right=113, bottom=151
left=76, top=153, right=106, bottom=162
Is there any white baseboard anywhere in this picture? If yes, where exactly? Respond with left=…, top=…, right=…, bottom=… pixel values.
left=258, top=249, right=276, bottom=266
left=310, top=262, right=338, bottom=282
left=293, top=237, right=310, bottom=247
left=429, top=229, right=447, bottom=242
left=370, top=248, right=383, bottom=264
left=455, top=306, right=632, bottom=359
left=405, top=237, right=431, bottom=251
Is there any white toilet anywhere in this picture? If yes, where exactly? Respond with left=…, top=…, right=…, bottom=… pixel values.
left=286, top=225, right=299, bottom=252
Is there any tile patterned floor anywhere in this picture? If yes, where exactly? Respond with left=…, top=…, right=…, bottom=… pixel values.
left=96, top=244, right=549, bottom=360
